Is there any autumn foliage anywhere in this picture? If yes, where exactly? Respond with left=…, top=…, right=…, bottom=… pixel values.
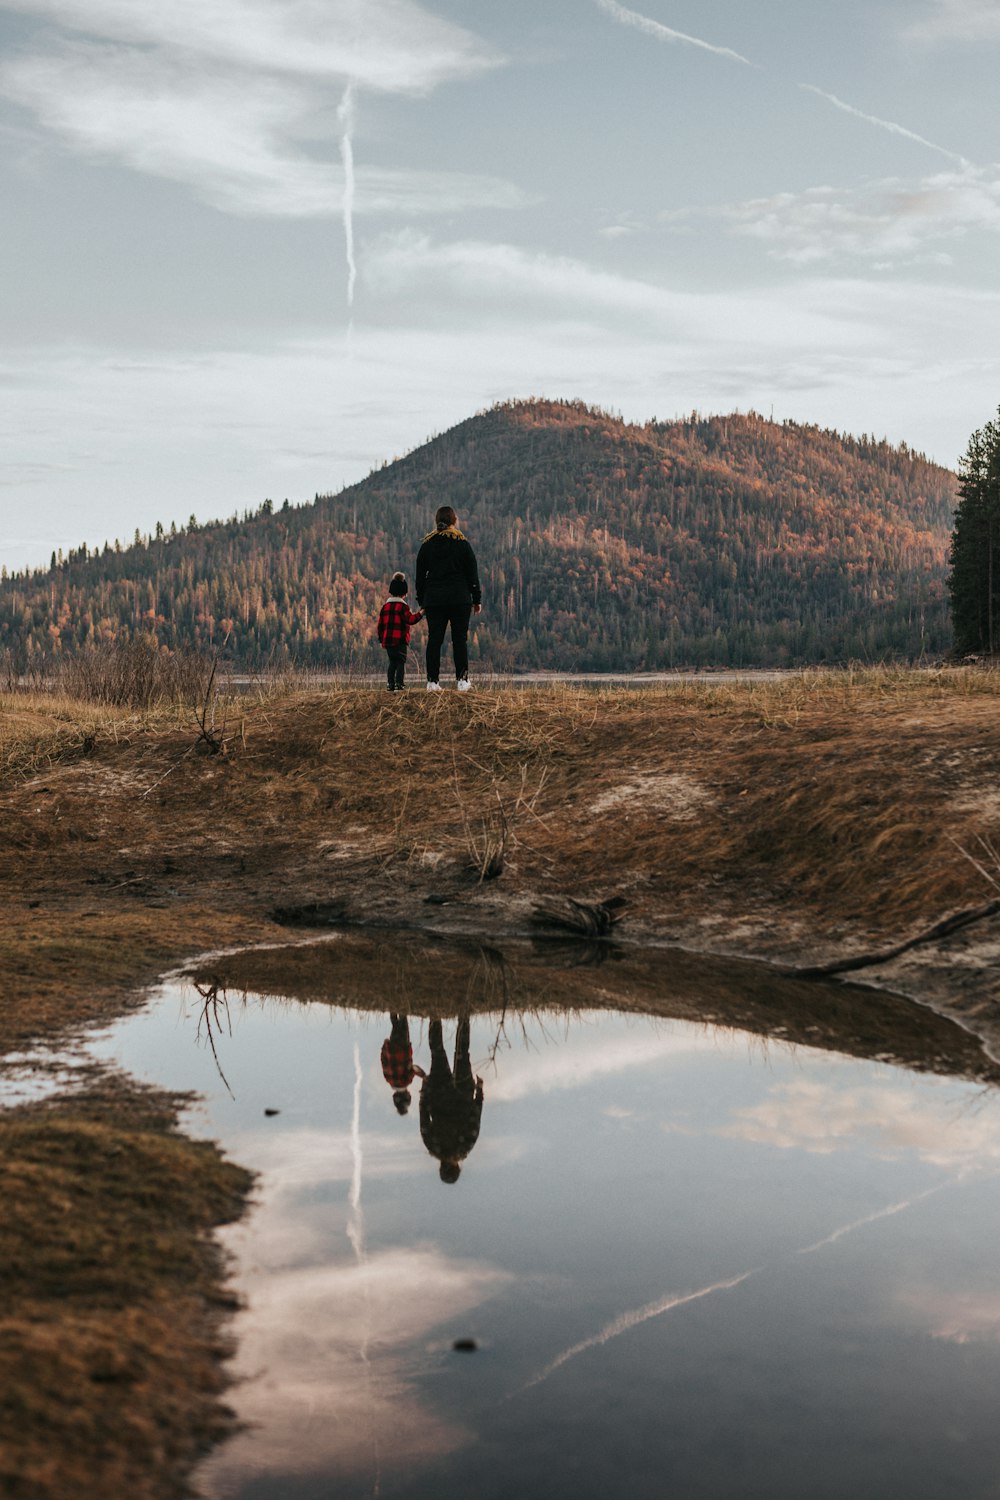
left=0, top=399, right=956, bottom=670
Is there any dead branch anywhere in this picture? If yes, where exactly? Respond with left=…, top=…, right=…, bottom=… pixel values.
left=788, top=898, right=1000, bottom=980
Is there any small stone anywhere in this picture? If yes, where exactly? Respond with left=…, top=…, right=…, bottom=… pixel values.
left=452, top=1338, right=478, bottom=1352
left=264, top=1108, right=280, bottom=1117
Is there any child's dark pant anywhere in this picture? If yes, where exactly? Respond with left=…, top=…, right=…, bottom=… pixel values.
left=386, top=647, right=407, bottom=691
left=424, top=604, right=472, bottom=683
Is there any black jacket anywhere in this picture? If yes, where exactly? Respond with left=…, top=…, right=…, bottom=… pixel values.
left=415, top=531, right=482, bottom=609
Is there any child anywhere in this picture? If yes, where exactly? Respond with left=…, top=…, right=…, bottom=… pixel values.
left=377, top=572, right=423, bottom=692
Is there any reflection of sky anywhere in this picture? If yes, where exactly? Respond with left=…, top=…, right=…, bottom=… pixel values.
left=87, top=986, right=1000, bottom=1500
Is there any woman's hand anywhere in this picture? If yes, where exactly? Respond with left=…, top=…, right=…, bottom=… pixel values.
left=473, top=603, right=482, bottom=615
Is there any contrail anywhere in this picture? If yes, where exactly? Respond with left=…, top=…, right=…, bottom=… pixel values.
left=594, top=0, right=755, bottom=67
left=338, top=81, right=358, bottom=310
left=798, top=84, right=970, bottom=167
left=522, top=1269, right=759, bottom=1392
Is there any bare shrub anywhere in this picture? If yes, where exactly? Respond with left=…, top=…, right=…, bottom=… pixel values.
left=58, top=638, right=215, bottom=709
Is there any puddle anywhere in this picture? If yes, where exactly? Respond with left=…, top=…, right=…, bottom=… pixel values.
left=17, top=936, right=1000, bottom=1498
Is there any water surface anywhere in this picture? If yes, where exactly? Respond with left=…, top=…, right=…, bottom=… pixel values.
left=83, top=945, right=1000, bottom=1500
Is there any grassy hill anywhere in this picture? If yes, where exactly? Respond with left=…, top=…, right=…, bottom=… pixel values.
left=0, top=399, right=957, bottom=670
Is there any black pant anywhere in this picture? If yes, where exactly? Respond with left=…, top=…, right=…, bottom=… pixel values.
left=386, top=647, right=407, bottom=690
left=424, top=604, right=472, bottom=683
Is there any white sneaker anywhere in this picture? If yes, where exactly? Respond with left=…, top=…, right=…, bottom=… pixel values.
left=426, top=681, right=442, bottom=692
left=457, top=678, right=472, bottom=692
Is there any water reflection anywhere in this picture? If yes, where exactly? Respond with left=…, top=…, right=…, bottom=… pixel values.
left=420, top=1019, right=484, bottom=1184
left=82, top=939, right=1000, bottom=1500
left=381, top=1013, right=425, bottom=1116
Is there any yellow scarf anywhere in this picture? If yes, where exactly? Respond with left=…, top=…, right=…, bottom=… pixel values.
left=423, top=524, right=465, bottom=542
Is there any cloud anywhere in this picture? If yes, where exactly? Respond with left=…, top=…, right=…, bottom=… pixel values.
left=5, top=264, right=1000, bottom=571
left=798, top=84, right=970, bottom=168
left=907, top=0, right=1000, bottom=41
left=0, top=42, right=523, bottom=219
left=0, top=1, right=512, bottom=220
left=669, top=166, right=1000, bottom=265
left=1, top=0, right=498, bottom=93
left=593, top=0, right=754, bottom=67
left=364, top=232, right=858, bottom=349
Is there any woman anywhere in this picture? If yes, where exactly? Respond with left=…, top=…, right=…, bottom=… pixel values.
left=415, top=505, right=482, bottom=692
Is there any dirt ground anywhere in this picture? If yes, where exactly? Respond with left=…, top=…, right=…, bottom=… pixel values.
left=3, top=669, right=1000, bottom=1495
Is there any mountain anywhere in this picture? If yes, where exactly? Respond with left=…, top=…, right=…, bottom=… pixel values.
left=0, top=399, right=956, bottom=671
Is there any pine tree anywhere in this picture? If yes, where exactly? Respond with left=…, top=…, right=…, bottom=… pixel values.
left=949, top=414, right=1000, bottom=655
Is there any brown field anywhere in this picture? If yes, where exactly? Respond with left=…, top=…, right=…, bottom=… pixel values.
left=4, top=669, right=1000, bottom=1048
left=3, top=668, right=1000, bottom=1496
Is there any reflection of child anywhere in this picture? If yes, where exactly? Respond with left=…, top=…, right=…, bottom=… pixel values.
left=377, top=572, right=424, bottom=693
left=381, top=1014, right=426, bottom=1115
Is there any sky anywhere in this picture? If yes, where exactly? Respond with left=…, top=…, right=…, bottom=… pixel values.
left=2, top=0, right=1000, bottom=573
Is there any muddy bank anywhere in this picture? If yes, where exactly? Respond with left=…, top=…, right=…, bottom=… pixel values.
left=0, top=1076, right=252, bottom=1500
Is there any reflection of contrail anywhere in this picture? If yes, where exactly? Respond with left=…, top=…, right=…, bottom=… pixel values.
left=338, top=81, right=357, bottom=311
left=522, top=1269, right=759, bottom=1392
left=798, top=84, right=970, bottom=166
left=347, top=1043, right=381, bottom=1494
left=519, top=1175, right=970, bottom=1396
left=594, top=0, right=755, bottom=67
left=797, top=1180, right=953, bottom=1255
left=348, top=1041, right=364, bottom=1259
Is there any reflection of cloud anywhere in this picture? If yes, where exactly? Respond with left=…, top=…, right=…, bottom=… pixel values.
left=720, top=1076, right=1000, bottom=1171
left=488, top=1025, right=718, bottom=1103
left=198, top=1245, right=510, bottom=1497
left=900, top=1287, right=1000, bottom=1344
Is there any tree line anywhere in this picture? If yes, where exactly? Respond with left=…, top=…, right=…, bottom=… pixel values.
left=0, top=400, right=957, bottom=671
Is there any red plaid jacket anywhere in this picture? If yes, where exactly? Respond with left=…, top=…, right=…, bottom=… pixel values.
left=381, top=1036, right=416, bottom=1088
left=377, top=598, right=423, bottom=649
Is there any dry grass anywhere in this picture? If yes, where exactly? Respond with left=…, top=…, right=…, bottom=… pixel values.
left=0, top=1078, right=252, bottom=1500
left=2, top=664, right=1000, bottom=1055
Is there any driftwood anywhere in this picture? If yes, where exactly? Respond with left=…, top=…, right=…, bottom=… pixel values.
left=531, top=895, right=627, bottom=938
left=788, top=898, right=1000, bottom=980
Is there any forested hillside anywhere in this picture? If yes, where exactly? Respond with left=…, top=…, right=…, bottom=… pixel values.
left=0, top=400, right=956, bottom=670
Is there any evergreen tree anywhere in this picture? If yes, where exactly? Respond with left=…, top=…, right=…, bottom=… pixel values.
left=949, top=414, right=1000, bottom=655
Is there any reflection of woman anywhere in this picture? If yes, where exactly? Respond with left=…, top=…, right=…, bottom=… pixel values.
left=381, top=1014, right=425, bottom=1116
left=415, top=506, right=482, bottom=692
left=419, top=1019, right=484, bottom=1183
